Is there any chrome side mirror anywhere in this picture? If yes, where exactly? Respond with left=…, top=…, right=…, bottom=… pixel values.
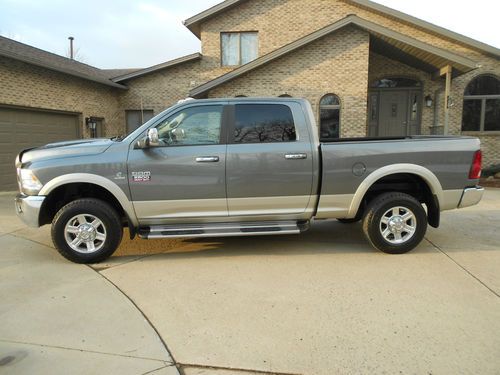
left=147, top=128, right=160, bottom=147
left=136, top=128, right=160, bottom=149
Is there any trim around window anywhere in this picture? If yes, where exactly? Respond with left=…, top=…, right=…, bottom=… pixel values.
left=319, top=94, right=341, bottom=141
left=462, top=74, right=500, bottom=133
left=220, top=31, right=259, bottom=67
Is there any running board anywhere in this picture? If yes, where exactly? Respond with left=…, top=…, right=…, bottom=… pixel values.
left=138, top=221, right=310, bottom=239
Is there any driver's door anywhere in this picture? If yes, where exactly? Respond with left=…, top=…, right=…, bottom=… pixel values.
left=128, top=103, right=228, bottom=225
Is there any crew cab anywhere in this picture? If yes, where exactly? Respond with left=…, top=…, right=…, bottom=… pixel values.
left=14, top=98, right=484, bottom=263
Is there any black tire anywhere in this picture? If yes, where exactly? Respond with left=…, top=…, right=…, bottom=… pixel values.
left=362, top=192, right=427, bottom=254
left=51, top=199, right=123, bottom=264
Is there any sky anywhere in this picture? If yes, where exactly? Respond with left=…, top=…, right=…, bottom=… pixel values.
left=0, top=0, right=499, bottom=69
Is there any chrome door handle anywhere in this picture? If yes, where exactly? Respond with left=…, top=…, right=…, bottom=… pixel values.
left=285, top=153, right=307, bottom=160
left=195, top=156, right=219, bottom=163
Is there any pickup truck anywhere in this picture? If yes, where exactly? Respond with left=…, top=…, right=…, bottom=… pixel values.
left=15, top=98, right=484, bottom=263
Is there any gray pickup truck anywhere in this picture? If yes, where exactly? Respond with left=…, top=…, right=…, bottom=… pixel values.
left=15, top=98, right=484, bottom=263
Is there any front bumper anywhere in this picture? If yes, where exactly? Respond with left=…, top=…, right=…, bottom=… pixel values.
left=458, top=186, right=484, bottom=209
left=15, top=194, right=45, bottom=228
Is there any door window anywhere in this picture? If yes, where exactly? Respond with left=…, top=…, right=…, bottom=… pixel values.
left=155, top=105, right=223, bottom=146
left=233, top=104, right=296, bottom=143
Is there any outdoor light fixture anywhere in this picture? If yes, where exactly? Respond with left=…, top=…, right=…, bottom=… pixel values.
left=85, top=116, right=99, bottom=138
left=425, top=95, right=433, bottom=108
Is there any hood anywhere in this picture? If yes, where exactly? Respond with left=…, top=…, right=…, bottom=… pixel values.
left=18, top=138, right=114, bottom=165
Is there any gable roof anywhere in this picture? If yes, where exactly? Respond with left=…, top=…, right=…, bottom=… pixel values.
left=183, top=0, right=244, bottom=38
left=346, top=0, right=500, bottom=58
left=0, top=36, right=127, bottom=89
left=189, top=15, right=478, bottom=98
left=111, top=53, right=202, bottom=82
left=183, top=0, right=500, bottom=59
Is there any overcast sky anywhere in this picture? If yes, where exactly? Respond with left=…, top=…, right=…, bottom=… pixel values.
left=0, top=0, right=499, bottom=69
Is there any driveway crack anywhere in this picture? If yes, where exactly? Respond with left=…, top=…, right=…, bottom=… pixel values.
left=425, top=238, right=499, bottom=298
left=89, top=267, right=180, bottom=368
left=179, top=363, right=302, bottom=375
left=0, top=339, right=168, bottom=362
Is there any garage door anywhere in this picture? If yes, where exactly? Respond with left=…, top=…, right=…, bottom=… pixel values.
left=0, top=107, right=79, bottom=191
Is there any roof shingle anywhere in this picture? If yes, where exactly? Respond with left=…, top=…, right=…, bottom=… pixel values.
left=0, top=35, right=127, bottom=89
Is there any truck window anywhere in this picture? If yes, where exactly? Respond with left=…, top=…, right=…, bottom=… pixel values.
left=234, top=104, right=296, bottom=143
left=155, top=105, right=223, bottom=146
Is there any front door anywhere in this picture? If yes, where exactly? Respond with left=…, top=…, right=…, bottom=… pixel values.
left=368, top=78, right=422, bottom=137
left=378, top=90, right=409, bottom=136
left=225, top=102, right=314, bottom=217
left=128, top=104, right=228, bottom=225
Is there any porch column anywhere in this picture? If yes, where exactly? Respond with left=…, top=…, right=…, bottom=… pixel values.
left=440, top=65, right=452, bottom=135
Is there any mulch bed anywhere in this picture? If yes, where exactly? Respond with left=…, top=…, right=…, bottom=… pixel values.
left=480, top=178, right=500, bottom=188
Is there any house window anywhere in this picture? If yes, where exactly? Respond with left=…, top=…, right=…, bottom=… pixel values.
left=462, top=75, right=500, bottom=132
left=320, top=94, right=341, bottom=141
left=221, top=32, right=258, bottom=66
left=371, top=77, right=421, bottom=88
left=126, top=110, right=154, bottom=134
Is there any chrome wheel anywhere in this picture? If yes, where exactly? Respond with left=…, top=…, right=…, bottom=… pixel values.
left=379, top=206, right=416, bottom=245
left=64, top=214, right=107, bottom=254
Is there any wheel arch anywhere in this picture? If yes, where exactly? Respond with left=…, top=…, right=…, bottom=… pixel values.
left=349, top=164, right=443, bottom=228
left=39, top=174, right=138, bottom=228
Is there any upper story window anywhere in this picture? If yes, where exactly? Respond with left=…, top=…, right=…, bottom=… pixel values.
left=234, top=104, right=296, bottom=143
left=462, top=75, right=500, bottom=132
left=221, top=32, right=258, bottom=66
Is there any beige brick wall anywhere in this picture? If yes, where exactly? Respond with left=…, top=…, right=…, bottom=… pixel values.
left=198, top=0, right=500, bottom=165
left=208, top=26, right=370, bottom=138
left=0, top=56, right=123, bottom=137
left=118, top=60, right=203, bottom=119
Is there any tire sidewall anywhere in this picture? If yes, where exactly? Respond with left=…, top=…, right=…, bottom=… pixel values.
left=52, top=199, right=122, bottom=263
left=364, top=194, right=427, bottom=254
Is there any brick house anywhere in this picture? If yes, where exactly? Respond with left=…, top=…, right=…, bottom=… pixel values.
left=1, top=0, right=499, bottom=191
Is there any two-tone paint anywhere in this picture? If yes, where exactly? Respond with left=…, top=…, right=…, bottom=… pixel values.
left=15, top=98, right=483, bottom=231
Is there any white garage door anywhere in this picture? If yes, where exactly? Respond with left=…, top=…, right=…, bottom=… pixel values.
left=0, top=107, right=79, bottom=191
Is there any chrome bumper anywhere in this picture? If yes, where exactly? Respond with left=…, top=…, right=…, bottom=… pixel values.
left=458, top=187, right=484, bottom=209
left=15, top=194, right=45, bottom=228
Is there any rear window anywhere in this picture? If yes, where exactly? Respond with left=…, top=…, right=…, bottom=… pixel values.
left=234, top=104, right=296, bottom=143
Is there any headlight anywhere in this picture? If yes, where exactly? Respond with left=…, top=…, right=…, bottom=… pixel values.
left=17, top=169, right=43, bottom=195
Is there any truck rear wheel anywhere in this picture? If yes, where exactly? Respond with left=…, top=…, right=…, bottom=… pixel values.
left=51, top=199, right=123, bottom=264
left=362, top=192, right=427, bottom=254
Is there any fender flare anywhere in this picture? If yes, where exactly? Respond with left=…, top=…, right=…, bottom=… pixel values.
left=39, top=173, right=138, bottom=226
left=347, top=164, right=443, bottom=217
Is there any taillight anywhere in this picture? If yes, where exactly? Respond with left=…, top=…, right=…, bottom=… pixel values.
left=469, top=150, right=482, bottom=180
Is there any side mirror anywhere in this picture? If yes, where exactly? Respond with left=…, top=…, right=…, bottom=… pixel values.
left=147, top=128, right=160, bottom=146
left=135, top=128, right=160, bottom=149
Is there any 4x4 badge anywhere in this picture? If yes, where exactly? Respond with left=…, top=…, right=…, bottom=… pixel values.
left=113, top=172, right=126, bottom=180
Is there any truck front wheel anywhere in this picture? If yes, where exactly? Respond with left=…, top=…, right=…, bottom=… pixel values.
left=362, top=192, right=427, bottom=254
left=51, top=199, right=123, bottom=264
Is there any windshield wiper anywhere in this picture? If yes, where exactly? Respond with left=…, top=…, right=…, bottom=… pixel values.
left=110, top=135, right=124, bottom=142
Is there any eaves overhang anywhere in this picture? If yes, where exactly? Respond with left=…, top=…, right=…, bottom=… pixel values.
left=112, top=53, right=202, bottom=82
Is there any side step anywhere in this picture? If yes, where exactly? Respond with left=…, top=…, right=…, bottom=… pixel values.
left=138, top=221, right=310, bottom=239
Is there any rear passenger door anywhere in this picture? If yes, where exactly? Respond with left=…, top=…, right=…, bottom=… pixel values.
left=226, top=102, right=314, bottom=216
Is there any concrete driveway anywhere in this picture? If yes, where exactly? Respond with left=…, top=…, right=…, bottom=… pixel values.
left=1, top=190, right=499, bottom=375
